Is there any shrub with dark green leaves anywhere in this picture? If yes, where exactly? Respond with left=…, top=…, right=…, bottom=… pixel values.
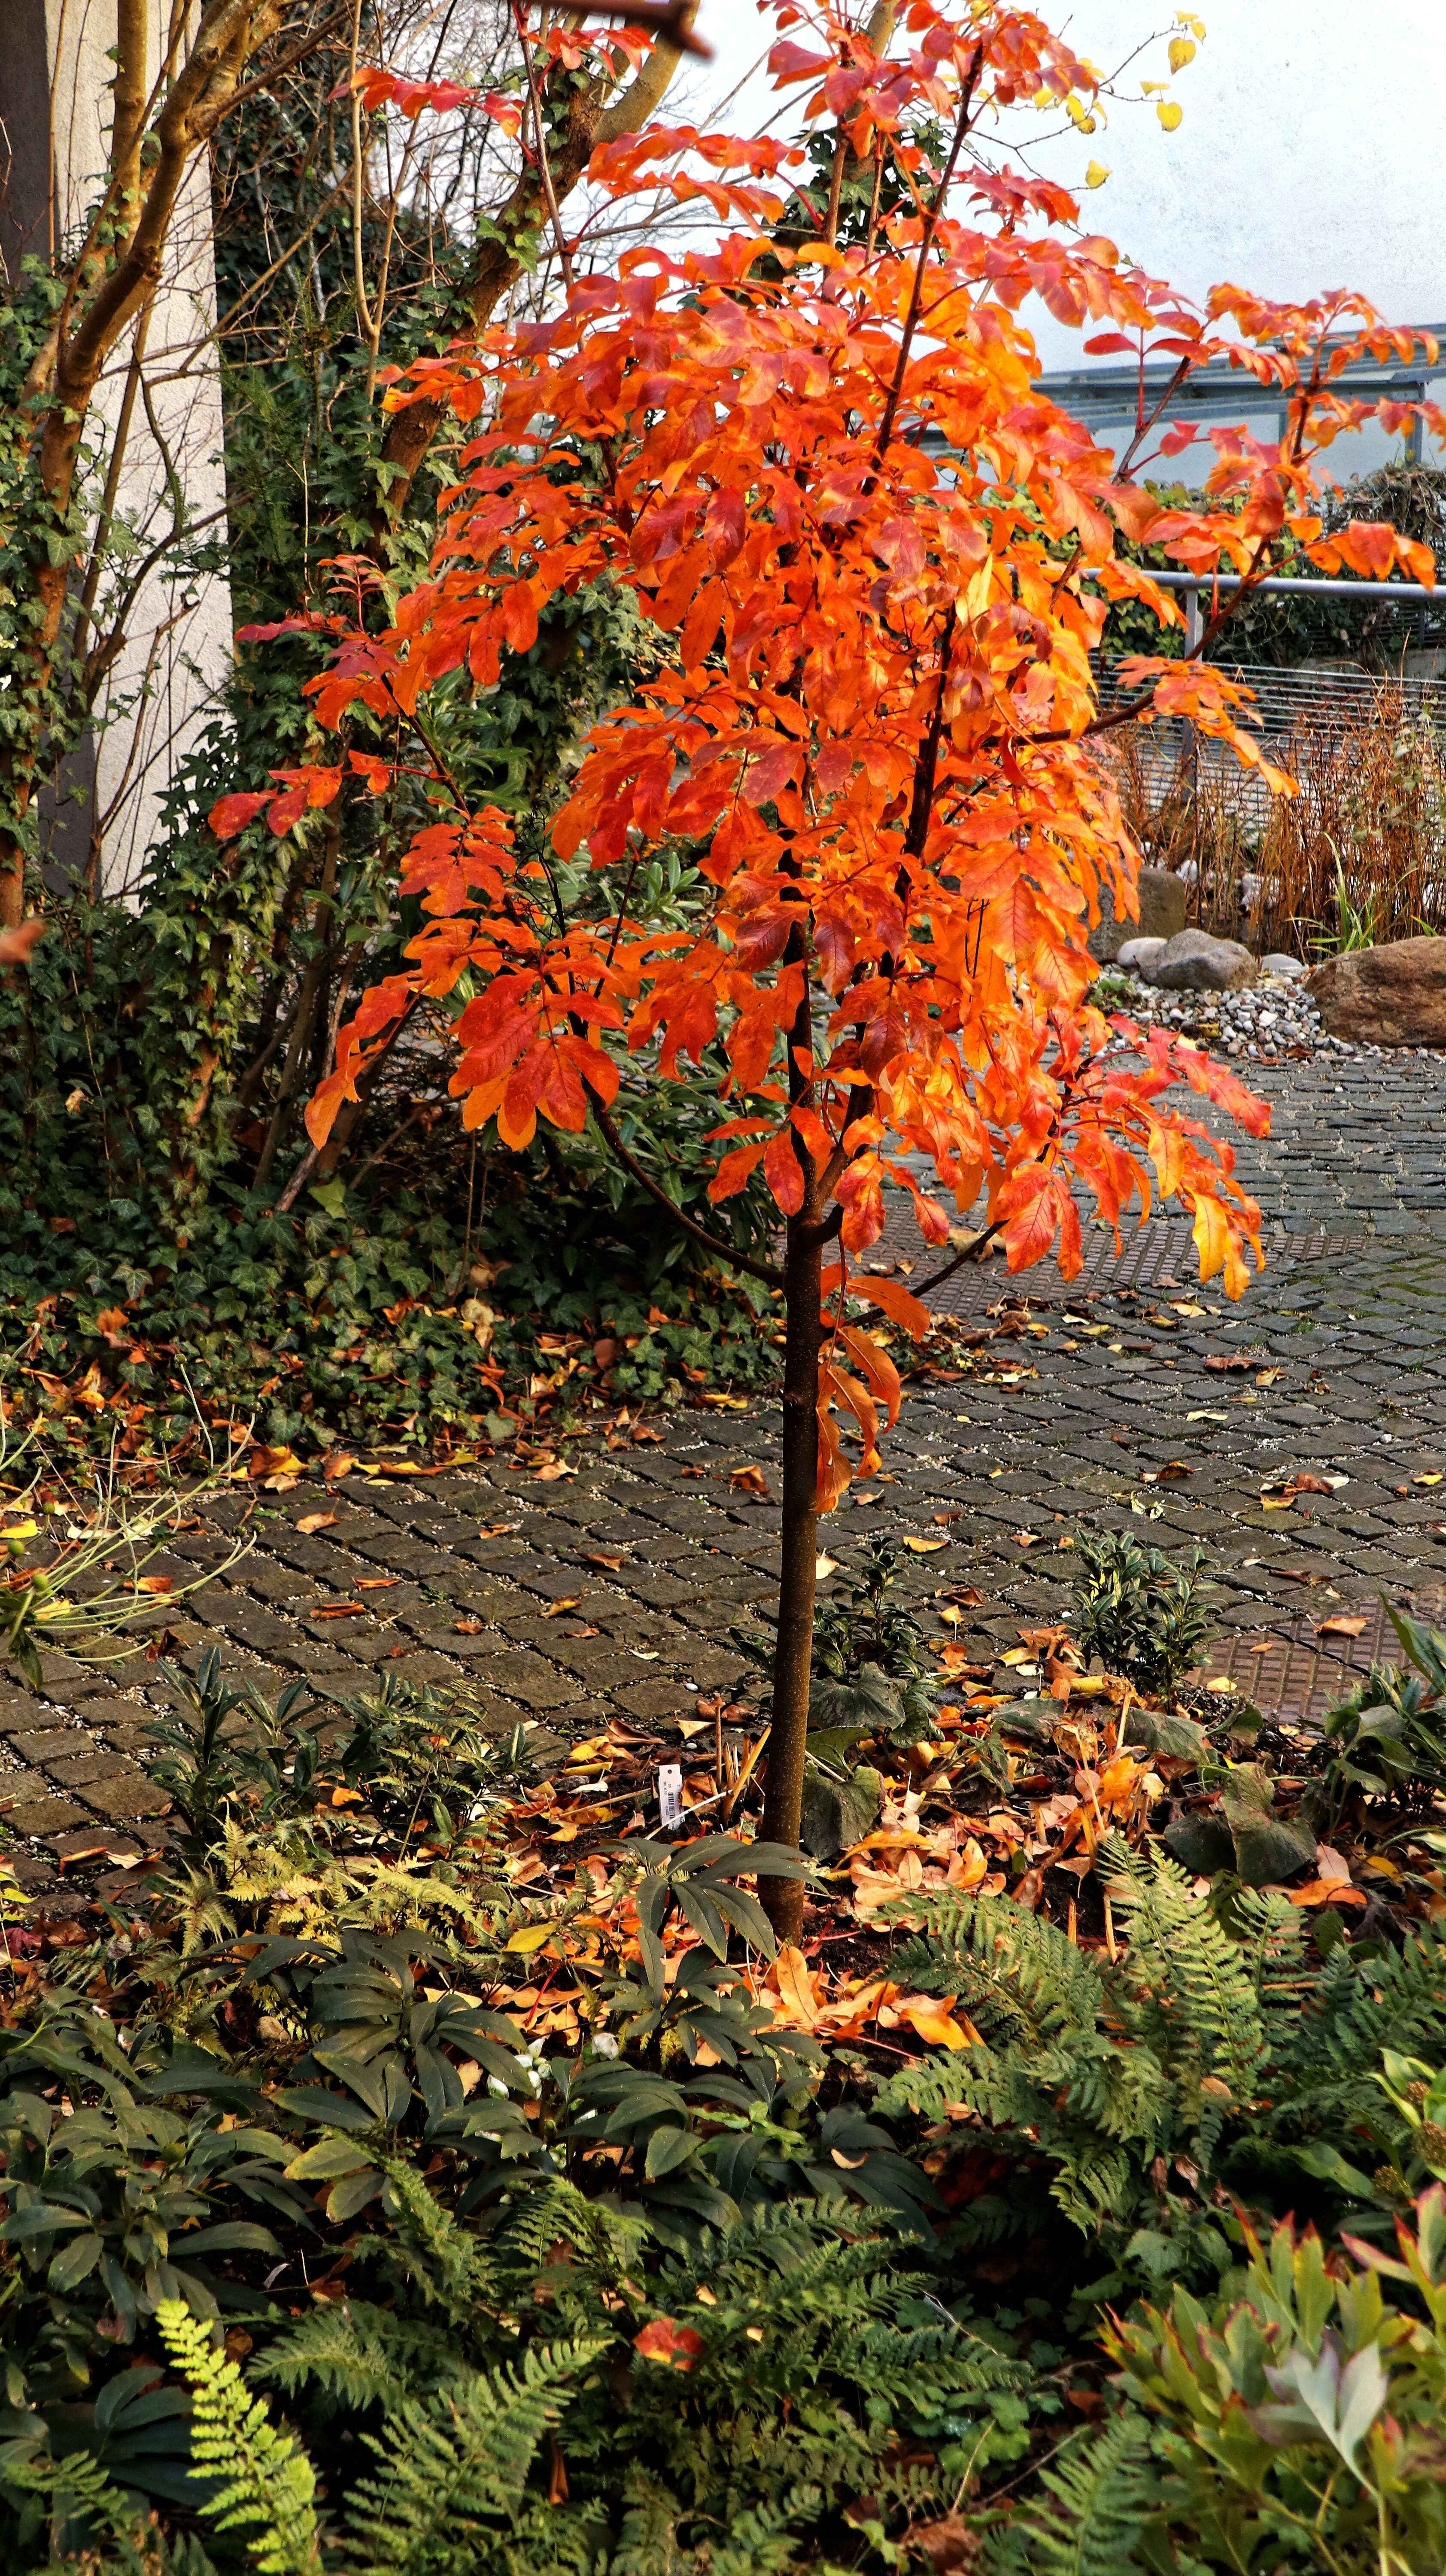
left=1069, top=1526, right=1214, bottom=1693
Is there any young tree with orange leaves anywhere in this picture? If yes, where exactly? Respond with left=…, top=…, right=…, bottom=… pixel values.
left=213, top=0, right=1437, bottom=1943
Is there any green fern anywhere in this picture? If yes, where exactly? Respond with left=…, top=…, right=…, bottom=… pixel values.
left=340, top=2341, right=605, bottom=2575
left=251, top=2298, right=468, bottom=2410
left=1099, top=1842, right=1269, bottom=2114
left=985, top=2410, right=1155, bottom=2576
left=156, top=2299, right=320, bottom=2575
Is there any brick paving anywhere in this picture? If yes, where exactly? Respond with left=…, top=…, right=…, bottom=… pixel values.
left=4, top=1055, right=1445, bottom=1892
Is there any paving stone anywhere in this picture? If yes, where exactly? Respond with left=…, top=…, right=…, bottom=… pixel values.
left=78, top=1774, right=173, bottom=1822
left=480, top=1655, right=575, bottom=1711
left=0, top=1693, right=55, bottom=1735
left=613, top=1676, right=692, bottom=1722
left=12, top=1728, right=88, bottom=1765
left=8, top=1794, right=92, bottom=1836
left=44, top=1750, right=138, bottom=1789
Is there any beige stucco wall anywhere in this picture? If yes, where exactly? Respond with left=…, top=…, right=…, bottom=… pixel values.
left=3, top=0, right=234, bottom=895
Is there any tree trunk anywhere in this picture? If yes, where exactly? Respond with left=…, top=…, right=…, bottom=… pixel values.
left=759, top=1170, right=823, bottom=1947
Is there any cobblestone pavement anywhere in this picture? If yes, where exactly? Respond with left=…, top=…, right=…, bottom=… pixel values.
left=5, top=1055, right=1446, bottom=1897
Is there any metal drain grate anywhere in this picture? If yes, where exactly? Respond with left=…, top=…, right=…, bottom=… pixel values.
left=1204, top=1584, right=1446, bottom=1725
left=860, top=1215, right=1369, bottom=1316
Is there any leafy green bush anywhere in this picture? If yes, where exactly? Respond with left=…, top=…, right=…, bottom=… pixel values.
left=1307, top=1605, right=1446, bottom=1835
left=1069, top=1527, right=1215, bottom=1694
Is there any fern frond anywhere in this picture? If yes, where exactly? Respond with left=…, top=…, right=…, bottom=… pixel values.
left=358, top=2157, right=493, bottom=2311
left=342, top=2340, right=604, bottom=2576
left=1100, top=1843, right=1267, bottom=2115
left=887, top=1889, right=1105, bottom=2050
left=3, top=2442, right=152, bottom=2560
left=493, top=2173, right=645, bottom=2288
left=251, top=2298, right=465, bottom=2409
left=986, top=2410, right=1154, bottom=2576
left=156, top=2298, right=319, bottom=2576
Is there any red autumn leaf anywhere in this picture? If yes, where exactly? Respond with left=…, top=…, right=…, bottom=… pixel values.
left=763, top=1129, right=805, bottom=1216
left=209, top=791, right=271, bottom=839
left=633, top=2317, right=704, bottom=2371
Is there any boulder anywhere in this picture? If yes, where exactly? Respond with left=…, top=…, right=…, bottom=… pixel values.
left=1116, top=935, right=1167, bottom=974
left=1261, top=952, right=1306, bottom=981
left=1141, top=929, right=1260, bottom=992
left=1088, top=863, right=1189, bottom=962
left=1306, top=937, right=1446, bottom=1046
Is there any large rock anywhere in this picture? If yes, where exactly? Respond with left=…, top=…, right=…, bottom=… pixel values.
left=1141, top=929, right=1260, bottom=992
left=1088, top=863, right=1189, bottom=962
left=1306, top=938, right=1446, bottom=1045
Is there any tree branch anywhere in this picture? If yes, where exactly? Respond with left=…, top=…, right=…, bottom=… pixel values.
left=911, top=1218, right=1002, bottom=1301
left=591, top=1101, right=784, bottom=1289
left=866, top=45, right=982, bottom=484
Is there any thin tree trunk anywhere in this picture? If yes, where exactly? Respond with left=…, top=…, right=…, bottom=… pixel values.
left=759, top=945, right=825, bottom=1943
left=759, top=1183, right=824, bottom=1946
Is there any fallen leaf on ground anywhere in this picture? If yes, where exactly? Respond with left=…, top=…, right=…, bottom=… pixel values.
left=1288, top=1879, right=1368, bottom=1908
left=133, top=1575, right=173, bottom=1595
left=1205, top=1354, right=1254, bottom=1374
left=1318, top=1613, right=1369, bottom=1637
left=1414, top=1472, right=1443, bottom=1486
left=356, top=1577, right=395, bottom=1590
left=729, top=1464, right=772, bottom=1498
left=542, top=1597, right=583, bottom=1617
left=480, top=1522, right=520, bottom=1537
left=296, top=1511, right=339, bottom=1534
left=893, top=1994, right=972, bottom=2049
left=1187, top=1409, right=1230, bottom=1424
left=454, top=1618, right=485, bottom=1635
left=321, top=1452, right=355, bottom=1481
left=903, top=1536, right=948, bottom=1554
left=585, top=1551, right=627, bottom=1572
left=313, top=1601, right=367, bottom=1619
left=769, top=1945, right=822, bottom=2030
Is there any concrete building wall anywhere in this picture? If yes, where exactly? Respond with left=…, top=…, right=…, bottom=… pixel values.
left=0, top=0, right=234, bottom=897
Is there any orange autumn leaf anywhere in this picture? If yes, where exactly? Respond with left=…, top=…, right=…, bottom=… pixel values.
left=894, top=1994, right=973, bottom=2050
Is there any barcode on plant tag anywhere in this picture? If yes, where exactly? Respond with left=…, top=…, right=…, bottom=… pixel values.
left=657, top=1763, right=684, bottom=1830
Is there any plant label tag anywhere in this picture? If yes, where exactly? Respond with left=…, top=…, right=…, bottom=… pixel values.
left=657, top=1763, right=684, bottom=1830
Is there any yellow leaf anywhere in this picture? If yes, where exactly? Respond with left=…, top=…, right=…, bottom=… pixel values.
left=0, top=1519, right=38, bottom=1541
left=1084, top=159, right=1110, bottom=188
left=1414, top=1473, right=1443, bottom=1487
left=297, top=1511, right=339, bottom=1534
left=903, top=1536, right=948, bottom=1554
left=1168, top=34, right=1196, bottom=69
left=897, top=1994, right=969, bottom=2050
left=771, top=1944, right=821, bottom=2031
left=1156, top=98, right=1184, bottom=131
left=506, top=1924, right=557, bottom=1954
